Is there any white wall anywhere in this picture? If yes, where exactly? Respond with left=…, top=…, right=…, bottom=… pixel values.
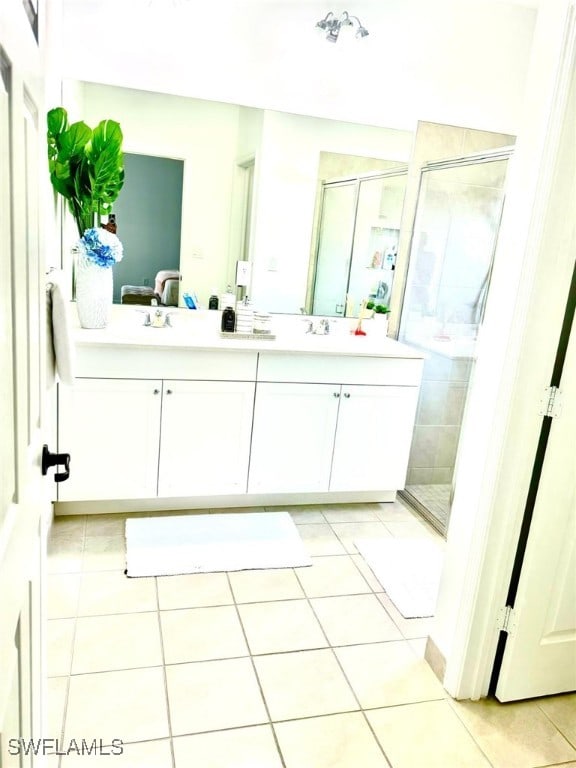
left=61, top=0, right=537, bottom=136
left=79, top=83, right=241, bottom=305
left=250, top=110, right=412, bottom=312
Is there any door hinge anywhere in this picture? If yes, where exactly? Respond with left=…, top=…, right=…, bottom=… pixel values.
left=497, top=605, right=517, bottom=634
left=539, top=386, right=562, bottom=418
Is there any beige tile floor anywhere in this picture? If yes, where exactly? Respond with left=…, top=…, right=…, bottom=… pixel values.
left=46, top=501, right=576, bottom=768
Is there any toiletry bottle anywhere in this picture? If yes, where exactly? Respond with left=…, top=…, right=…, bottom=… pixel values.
left=221, top=306, right=236, bottom=332
left=220, top=284, right=236, bottom=311
left=208, top=290, right=219, bottom=310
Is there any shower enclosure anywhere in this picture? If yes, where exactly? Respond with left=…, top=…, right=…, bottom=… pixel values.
left=311, top=168, right=407, bottom=317
left=398, top=149, right=511, bottom=535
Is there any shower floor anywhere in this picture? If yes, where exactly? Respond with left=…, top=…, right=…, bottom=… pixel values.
left=403, top=484, right=452, bottom=534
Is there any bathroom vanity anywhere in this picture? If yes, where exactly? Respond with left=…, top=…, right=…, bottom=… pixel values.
left=54, top=311, right=425, bottom=514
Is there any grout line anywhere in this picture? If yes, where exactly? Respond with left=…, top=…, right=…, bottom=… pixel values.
left=535, top=702, right=576, bottom=752
left=300, top=574, right=396, bottom=765
left=48, top=515, right=87, bottom=768
left=442, top=698, right=502, bottom=768
left=154, top=576, right=177, bottom=768
left=226, top=571, right=288, bottom=768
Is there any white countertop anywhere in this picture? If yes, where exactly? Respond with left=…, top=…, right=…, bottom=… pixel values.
left=72, top=307, right=425, bottom=360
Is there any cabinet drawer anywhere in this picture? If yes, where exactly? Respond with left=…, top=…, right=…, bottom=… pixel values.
left=257, top=353, right=423, bottom=386
left=75, top=345, right=258, bottom=381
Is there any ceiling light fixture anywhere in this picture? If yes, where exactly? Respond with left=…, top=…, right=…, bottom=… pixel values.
left=315, top=11, right=369, bottom=43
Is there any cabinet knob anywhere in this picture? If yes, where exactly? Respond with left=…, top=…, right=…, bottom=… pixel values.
left=344, top=392, right=351, bottom=398
left=153, top=389, right=160, bottom=395
left=333, top=391, right=340, bottom=398
left=166, top=389, right=173, bottom=395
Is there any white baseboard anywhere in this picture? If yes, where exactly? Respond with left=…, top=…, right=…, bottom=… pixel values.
left=54, top=490, right=397, bottom=516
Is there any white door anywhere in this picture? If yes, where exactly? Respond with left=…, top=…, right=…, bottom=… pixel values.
left=495, top=309, right=576, bottom=701
left=330, top=385, right=419, bottom=491
left=248, top=382, right=340, bottom=493
left=0, top=2, right=49, bottom=764
left=158, top=380, right=255, bottom=496
left=58, top=379, right=162, bottom=501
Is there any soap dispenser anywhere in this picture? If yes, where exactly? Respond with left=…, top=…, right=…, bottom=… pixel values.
left=221, top=305, right=236, bottom=333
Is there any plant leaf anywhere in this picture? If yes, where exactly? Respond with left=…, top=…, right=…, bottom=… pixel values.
left=47, top=107, right=69, bottom=139
left=90, top=119, right=123, bottom=155
left=58, top=122, right=92, bottom=163
left=46, top=107, right=69, bottom=169
left=45, top=107, right=124, bottom=235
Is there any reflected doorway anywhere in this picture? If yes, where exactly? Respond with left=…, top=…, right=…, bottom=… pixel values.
left=112, top=152, right=184, bottom=303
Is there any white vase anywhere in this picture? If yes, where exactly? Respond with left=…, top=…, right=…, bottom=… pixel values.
left=75, top=257, right=113, bottom=329
left=372, top=313, right=389, bottom=336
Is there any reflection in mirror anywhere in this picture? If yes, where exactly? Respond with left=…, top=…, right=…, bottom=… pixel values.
left=112, top=152, right=183, bottom=304
left=74, top=82, right=414, bottom=313
left=307, top=166, right=407, bottom=317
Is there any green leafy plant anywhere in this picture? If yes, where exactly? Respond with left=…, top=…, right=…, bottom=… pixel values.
left=374, top=304, right=390, bottom=314
left=47, top=107, right=125, bottom=237
left=366, top=301, right=375, bottom=310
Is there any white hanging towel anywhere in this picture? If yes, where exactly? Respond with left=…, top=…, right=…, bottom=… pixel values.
left=46, top=271, right=76, bottom=387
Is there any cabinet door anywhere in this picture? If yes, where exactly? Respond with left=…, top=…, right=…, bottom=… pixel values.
left=158, top=380, right=255, bottom=496
left=330, top=385, right=419, bottom=491
left=58, top=378, right=162, bottom=501
left=248, top=382, right=340, bottom=493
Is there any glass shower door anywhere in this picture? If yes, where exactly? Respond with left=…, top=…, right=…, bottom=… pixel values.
left=312, top=182, right=357, bottom=316
left=398, top=153, right=510, bottom=535
left=346, top=172, right=405, bottom=316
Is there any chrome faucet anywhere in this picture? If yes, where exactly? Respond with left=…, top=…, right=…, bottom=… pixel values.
left=138, top=308, right=172, bottom=328
left=304, top=318, right=330, bottom=335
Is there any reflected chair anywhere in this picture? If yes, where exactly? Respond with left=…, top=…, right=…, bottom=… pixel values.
left=120, top=285, right=157, bottom=305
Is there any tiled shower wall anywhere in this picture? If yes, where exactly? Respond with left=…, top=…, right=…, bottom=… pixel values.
left=406, top=352, right=471, bottom=485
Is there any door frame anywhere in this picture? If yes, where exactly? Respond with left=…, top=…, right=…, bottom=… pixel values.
left=431, top=0, right=576, bottom=701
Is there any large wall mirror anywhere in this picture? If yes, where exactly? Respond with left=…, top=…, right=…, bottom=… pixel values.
left=75, top=81, right=413, bottom=315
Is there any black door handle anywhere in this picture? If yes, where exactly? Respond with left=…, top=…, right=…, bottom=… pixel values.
left=42, top=445, right=70, bottom=483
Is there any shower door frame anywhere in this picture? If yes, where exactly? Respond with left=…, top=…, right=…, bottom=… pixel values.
left=310, top=167, right=408, bottom=317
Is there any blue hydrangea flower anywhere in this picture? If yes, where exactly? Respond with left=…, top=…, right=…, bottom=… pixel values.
left=77, top=227, right=123, bottom=268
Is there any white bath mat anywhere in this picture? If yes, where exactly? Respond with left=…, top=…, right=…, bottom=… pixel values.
left=355, top=538, right=444, bottom=618
left=125, top=511, right=312, bottom=577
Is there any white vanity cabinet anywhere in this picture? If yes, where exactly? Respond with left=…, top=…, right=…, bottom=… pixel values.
left=55, top=330, right=424, bottom=510
left=58, top=346, right=259, bottom=502
left=157, top=379, right=255, bottom=496
left=248, top=382, right=419, bottom=494
left=58, top=378, right=163, bottom=501
left=248, top=353, right=422, bottom=495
